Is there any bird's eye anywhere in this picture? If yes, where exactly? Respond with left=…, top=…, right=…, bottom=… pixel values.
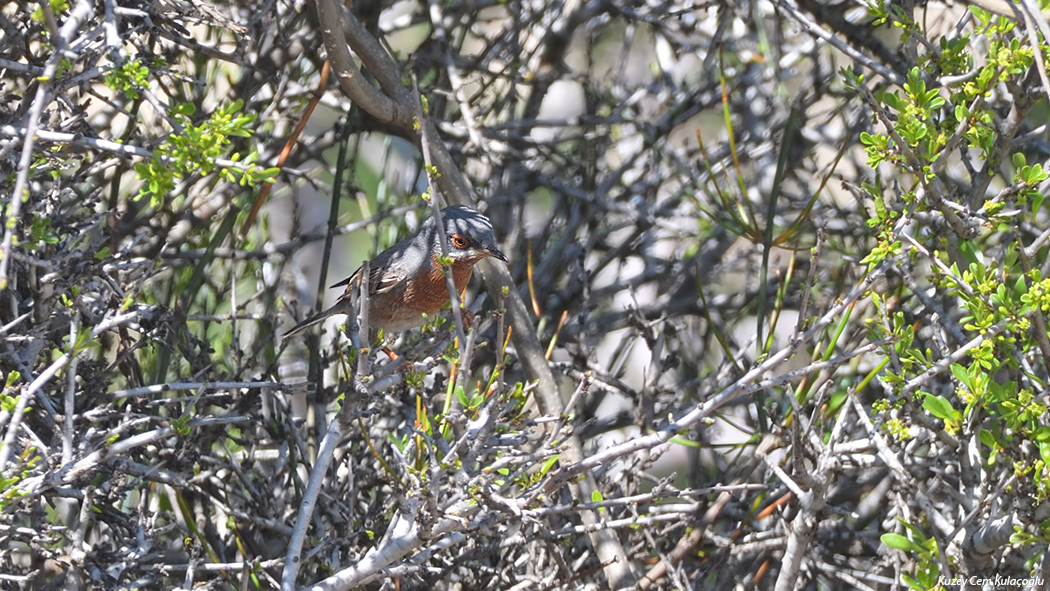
left=450, top=235, right=468, bottom=249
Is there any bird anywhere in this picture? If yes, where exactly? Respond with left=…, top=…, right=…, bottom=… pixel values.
left=283, top=205, right=507, bottom=339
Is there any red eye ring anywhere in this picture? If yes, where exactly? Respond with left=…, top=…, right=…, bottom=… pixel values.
left=450, top=235, right=468, bottom=249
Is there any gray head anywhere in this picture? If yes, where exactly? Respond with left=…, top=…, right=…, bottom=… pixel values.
left=425, top=205, right=508, bottom=262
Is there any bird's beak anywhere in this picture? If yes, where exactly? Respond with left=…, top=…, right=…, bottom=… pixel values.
left=485, top=245, right=508, bottom=262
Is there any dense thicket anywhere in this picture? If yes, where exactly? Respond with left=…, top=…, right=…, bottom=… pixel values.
left=2, top=1, right=1050, bottom=589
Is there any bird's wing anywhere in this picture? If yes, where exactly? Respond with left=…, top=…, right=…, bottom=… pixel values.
left=330, top=228, right=427, bottom=297
left=370, top=263, right=407, bottom=295
left=328, top=263, right=407, bottom=297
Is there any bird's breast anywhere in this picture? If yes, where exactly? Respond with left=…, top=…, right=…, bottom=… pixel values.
left=367, top=257, right=478, bottom=331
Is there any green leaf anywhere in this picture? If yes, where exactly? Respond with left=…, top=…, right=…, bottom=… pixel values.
left=950, top=363, right=971, bottom=390
left=881, top=533, right=926, bottom=554
left=1038, top=441, right=1050, bottom=467
left=923, top=393, right=956, bottom=422
left=538, top=454, right=561, bottom=477
left=979, top=429, right=996, bottom=448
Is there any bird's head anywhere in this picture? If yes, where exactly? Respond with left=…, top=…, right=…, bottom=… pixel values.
left=429, top=205, right=508, bottom=263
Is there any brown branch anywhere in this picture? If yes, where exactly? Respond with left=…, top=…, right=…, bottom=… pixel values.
left=311, top=0, right=637, bottom=586
left=313, top=0, right=411, bottom=129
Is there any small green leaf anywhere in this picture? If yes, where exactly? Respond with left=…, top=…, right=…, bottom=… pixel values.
left=950, top=363, right=971, bottom=390
left=923, top=393, right=956, bottom=422
left=979, top=429, right=996, bottom=448
left=881, top=533, right=926, bottom=554
left=538, top=454, right=560, bottom=476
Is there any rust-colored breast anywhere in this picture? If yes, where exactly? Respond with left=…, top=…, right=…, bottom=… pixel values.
left=367, top=255, right=480, bottom=331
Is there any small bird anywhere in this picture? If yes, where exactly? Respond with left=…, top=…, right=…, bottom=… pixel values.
left=284, top=205, right=507, bottom=339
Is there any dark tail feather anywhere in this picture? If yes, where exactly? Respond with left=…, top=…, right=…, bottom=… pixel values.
left=283, top=301, right=342, bottom=339
left=282, top=313, right=326, bottom=339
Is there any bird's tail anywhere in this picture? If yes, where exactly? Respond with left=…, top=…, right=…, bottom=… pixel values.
left=283, top=300, right=343, bottom=339
left=282, top=313, right=326, bottom=339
